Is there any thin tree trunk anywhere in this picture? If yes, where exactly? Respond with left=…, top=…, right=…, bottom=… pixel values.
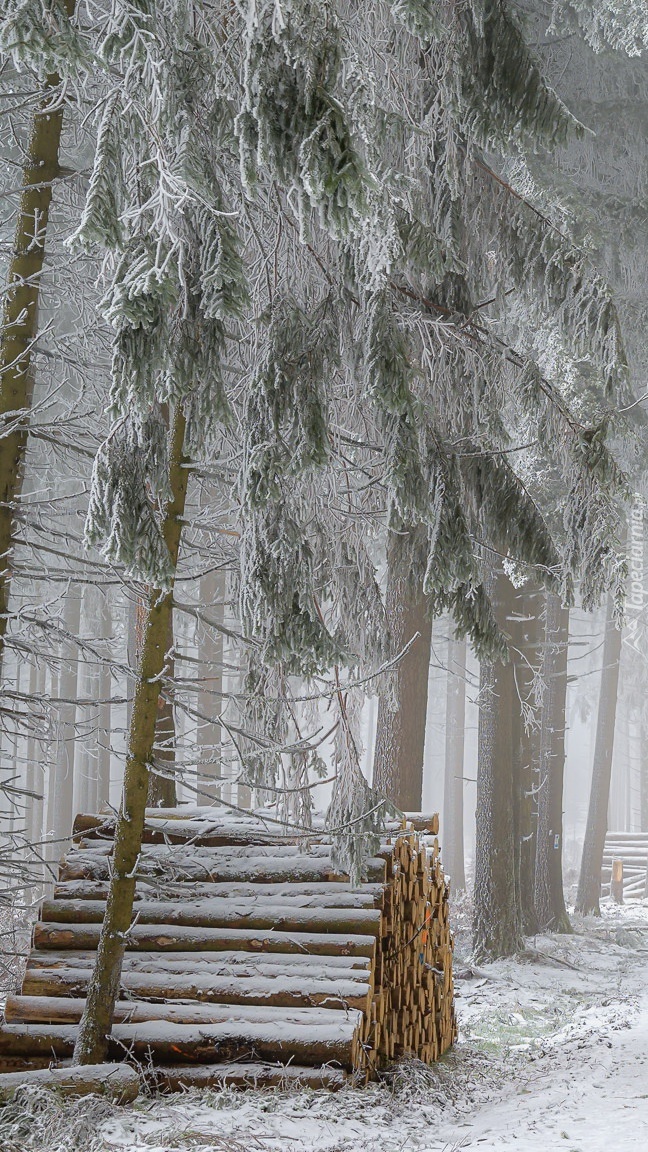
left=472, top=568, right=523, bottom=961
left=76, top=586, right=99, bottom=816
left=0, top=12, right=73, bottom=668
left=443, top=637, right=466, bottom=892
left=46, top=587, right=81, bottom=850
left=575, top=594, right=622, bottom=915
left=534, top=593, right=571, bottom=932
left=510, top=582, right=543, bottom=935
left=73, top=408, right=189, bottom=1064
left=197, top=568, right=225, bottom=804
left=373, top=525, right=432, bottom=812
left=97, top=593, right=112, bottom=809
left=147, top=610, right=177, bottom=807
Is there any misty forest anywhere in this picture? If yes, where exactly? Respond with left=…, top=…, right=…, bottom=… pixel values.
left=0, top=1, right=647, bottom=1150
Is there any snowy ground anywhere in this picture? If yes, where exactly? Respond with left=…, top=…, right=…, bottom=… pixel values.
left=3, top=899, right=648, bottom=1152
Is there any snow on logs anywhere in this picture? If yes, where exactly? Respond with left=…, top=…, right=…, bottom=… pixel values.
left=0, top=809, right=456, bottom=1091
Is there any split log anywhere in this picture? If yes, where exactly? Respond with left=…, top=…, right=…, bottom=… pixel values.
left=20, top=968, right=371, bottom=1011
left=32, top=921, right=378, bottom=958
left=0, top=1018, right=363, bottom=1069
left=0, top=1063, right=139, bottom=1104
left=40, top=898, right=383, bottom=938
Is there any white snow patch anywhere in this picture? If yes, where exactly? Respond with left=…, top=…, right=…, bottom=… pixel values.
left=3, top=901, right=648, bottom=1151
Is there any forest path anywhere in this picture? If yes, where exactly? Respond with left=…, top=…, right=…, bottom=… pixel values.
left=445, top=909, right=648, bottom=1150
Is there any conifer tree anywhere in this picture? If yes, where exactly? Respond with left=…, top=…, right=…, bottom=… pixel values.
left=0, top=0, right=79, bottom=676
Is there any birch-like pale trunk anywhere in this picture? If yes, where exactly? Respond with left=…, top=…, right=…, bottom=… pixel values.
left=73, top=408, right=189, bottom=1064
left=0, top=12, right=74, bottom=669
left=373, top=525, right=432, bottom=812
left=443, top=637, right=466, bottom=892
left=575, top=593, right=622, bottom=915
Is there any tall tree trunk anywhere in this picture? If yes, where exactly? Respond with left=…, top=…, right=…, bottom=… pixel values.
left=73, top=408, right=189, bottom=1064
left=575, top=594, right=622, bottom=915
left=472, top=569, right=523, bottom=961
left=0, top=14, right=73, bottom=669
left=534, top=593, right=571, bottom=932
left=373, top=525, right=432, bottom=812
left=45, top=587, right=81, bottom=852
left=510, top=582, right=543, bottom=935
left=197, top=568, right=225, bottom=804
left=76, top=585, right=99, bottom=815
left=443, top=637, right=466, bottom=892
left=96, top=592, right=112, bottom=809
left=147, top=610, right=177, bottom=807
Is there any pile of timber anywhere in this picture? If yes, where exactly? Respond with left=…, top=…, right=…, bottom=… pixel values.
left=601, top=831, right=648, bottom=901
left=0, top=808, right=456, bottom=1093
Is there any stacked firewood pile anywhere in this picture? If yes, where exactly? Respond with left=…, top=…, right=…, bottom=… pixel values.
left=0, top=810, right=456, bottom=1090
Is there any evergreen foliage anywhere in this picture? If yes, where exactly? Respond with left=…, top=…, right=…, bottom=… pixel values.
left=552, top=1, right=648, bottom=56
left=6, top=0, right=632, bottom=863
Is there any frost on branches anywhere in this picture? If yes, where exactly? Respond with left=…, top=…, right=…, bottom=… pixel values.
left=64, top=0, right=632, bottom=871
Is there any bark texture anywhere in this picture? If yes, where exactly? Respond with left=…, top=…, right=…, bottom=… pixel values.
left=147, top=609, right=177, bottom=807
left=73, top=409, right=189, bottom=1064
left=443, top=637, right=466, bottom=892
left=473, top=569, right=523, bottom=961
left=46, top=587, right=81, bottom=848
left=0, top=19, right=73, bottom=666
left=575, top=594, right=622, bottom=915
left=197, top=567, right=225, bottom=803
left=534, top=593, right=571, bottom=932
left=510, top=582, right=543, bottom=935
left=373, top=525, right=432, bottom=811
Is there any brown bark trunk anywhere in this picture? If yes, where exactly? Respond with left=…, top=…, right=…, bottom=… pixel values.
left=510, top=582, right=543, bottom=935
left=373, top=525, right=432, bottom=811
left=472, top=569, right=523, bottom=960
left=147, top=608, right=177, bottom=806
left=576, top=593, right=622, bottom=915
left=73, top=408, right=189, bottom=1064
left=443, top=637, right=466, bottom=892
left=197, top=566, right=225, bottom=803
left=0, top=10, right=74, bottom=666
left=46, top=587, right=81, bottom=849
left=534, top=593, right=572, bottom=932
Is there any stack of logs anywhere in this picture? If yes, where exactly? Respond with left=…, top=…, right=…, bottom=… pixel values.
left=0, top=809, right=456, bottom=1091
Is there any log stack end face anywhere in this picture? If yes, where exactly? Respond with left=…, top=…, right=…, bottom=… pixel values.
left=1, top=811, right=456, bottom=1090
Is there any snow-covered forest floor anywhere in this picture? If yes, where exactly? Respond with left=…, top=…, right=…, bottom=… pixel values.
left=3, top=899, right=648, bottom=1152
